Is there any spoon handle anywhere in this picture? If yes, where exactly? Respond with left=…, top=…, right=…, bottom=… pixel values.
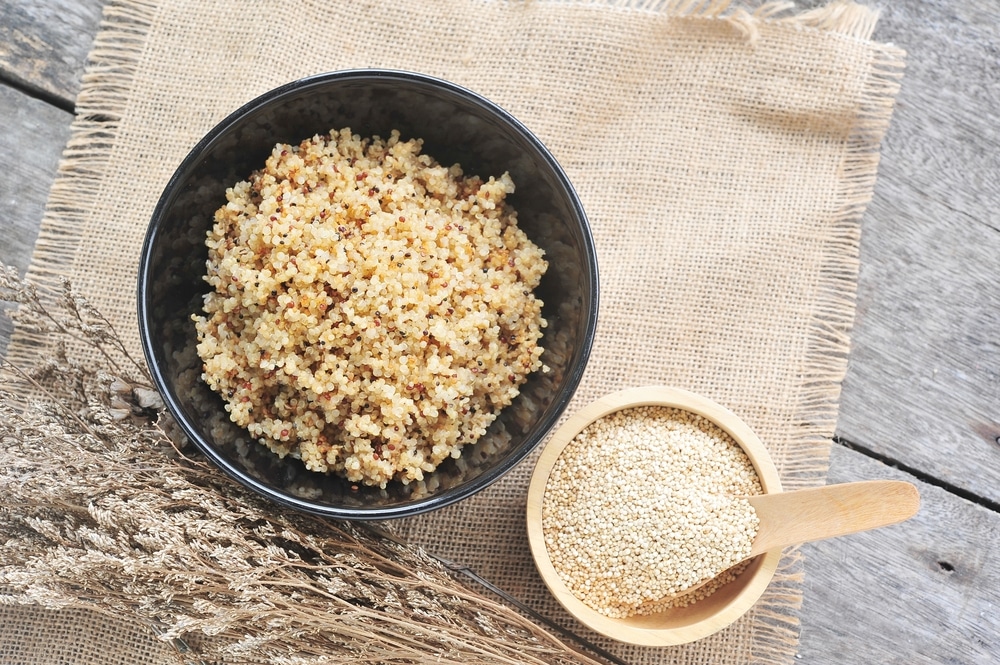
left=748, top=479, right=920, bottom=557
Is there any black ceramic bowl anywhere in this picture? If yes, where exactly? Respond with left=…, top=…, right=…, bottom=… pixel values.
left=137, top=70, right=598, bottom=520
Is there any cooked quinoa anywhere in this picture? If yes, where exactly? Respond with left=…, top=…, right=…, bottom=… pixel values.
left=193, top=128, right=548, bottom=488
left=541, top=406, right=762, bottom=618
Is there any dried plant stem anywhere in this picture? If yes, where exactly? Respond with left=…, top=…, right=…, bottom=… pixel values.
left=0, top=265, right=604, bottom=665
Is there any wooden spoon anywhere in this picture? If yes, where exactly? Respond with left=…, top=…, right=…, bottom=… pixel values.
left=660, top=479, right=921, bottom=600
left=526, top=387, right=920, bottom=646
left=745, top=479, right=920, bottom=557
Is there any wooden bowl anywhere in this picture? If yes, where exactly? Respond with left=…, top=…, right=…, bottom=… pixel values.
left=525, top=385, right=784, bottom=646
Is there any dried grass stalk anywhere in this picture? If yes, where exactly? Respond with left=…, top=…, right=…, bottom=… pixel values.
left=0, top=265, right=602, bottom=665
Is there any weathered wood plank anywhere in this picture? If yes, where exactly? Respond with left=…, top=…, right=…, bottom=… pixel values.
left=798, top=443, right=1000, bottom=664
left=835, top=1, right=1000, bottom=502
left=0, top=84, right=74, bottom=355
left=0, top=0, right=106, bottom=106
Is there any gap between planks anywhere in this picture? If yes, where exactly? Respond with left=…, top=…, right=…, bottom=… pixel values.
left=833, top=436, right=1000, bottom=514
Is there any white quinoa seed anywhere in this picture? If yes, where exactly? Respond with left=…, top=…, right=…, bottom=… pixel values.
left=193, top=128, right=548, bottom=488
left=541, top=406, right=762, bottom=618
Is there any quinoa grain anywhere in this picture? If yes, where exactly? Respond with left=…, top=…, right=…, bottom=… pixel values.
left=193, top=128, right=548, bottom=488
left=541, top=406, right=762, bottom=618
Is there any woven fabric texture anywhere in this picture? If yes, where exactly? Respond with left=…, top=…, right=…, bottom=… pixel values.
left=2, top=0, right=903, bottom=663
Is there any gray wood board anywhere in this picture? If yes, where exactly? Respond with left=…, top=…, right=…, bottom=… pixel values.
left=835, top=1, right=1000, bottom=503
left=0, top=83, right=73, bottom=356
left=798, top=443, right=999, bottom=664
left=0, top=0, right=106, bottom=106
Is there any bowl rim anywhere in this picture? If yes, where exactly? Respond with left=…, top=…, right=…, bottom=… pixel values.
left=525, top=385, right=783, bottom=646
left=136, top=68, right=599, bottom=520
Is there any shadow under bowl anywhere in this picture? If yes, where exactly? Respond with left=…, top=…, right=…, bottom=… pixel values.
left=137, top=69, right=599, bottom=520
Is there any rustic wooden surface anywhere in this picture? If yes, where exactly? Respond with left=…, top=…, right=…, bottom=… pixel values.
left=0, top=0, right=104, bottom=105
left=1, top=1, right=997, bottom=663
left=0, top=83, right=72, bottom=355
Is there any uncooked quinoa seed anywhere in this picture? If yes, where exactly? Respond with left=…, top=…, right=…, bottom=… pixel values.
left=541, top=406, right=762, bottom=618
left=193, top=128, right=548, bottom=488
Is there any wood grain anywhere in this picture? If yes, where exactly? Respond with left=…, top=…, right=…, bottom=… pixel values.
left=0, top=0, right=106, bottom=106
left=835, top=1, right=1000, bottom=502
left=0, top=84, right=73, bottom=356
left=798, top=443, right=1000, bottom=664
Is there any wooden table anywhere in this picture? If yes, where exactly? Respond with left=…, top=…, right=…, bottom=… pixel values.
left=2, top=1, right=998, bottom=662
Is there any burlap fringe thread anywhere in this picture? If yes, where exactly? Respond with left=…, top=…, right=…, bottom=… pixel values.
left=6, top=1, right=904, bottom=664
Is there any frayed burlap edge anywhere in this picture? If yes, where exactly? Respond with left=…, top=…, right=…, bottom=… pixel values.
left=736, top=6, right=905, bottom=663
left=5, top=1, right=905, bottom=664
left=5, top=0, right=159, bottom=366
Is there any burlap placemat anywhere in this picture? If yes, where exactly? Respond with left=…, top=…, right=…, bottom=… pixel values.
left=1, top=0, right=903, bottom=662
